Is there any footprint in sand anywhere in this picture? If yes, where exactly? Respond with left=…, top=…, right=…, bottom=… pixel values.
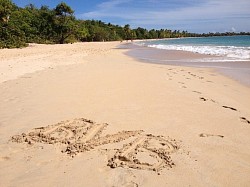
left=193, top=91, right=202, bottom=94
left=11, top=118, right=179, bottom=172
left=188, top=72, right=204, bottom=79
left=0, top=156, right=10, bottom=161
left=199, top=133, right=224, bottom=138
left=199, top=97, right=207, bottom=101
left=198, top=97, right=249, bottom=125
left=240, top=117, right=250, bottom=124
left=222, top=106, right=237, bottom=111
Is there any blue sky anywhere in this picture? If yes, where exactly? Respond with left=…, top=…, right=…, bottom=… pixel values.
left=12, top=0, right=250, bottom=33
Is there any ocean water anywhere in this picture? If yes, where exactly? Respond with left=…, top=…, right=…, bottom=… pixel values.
left=136, top=36, right=250, bottom=62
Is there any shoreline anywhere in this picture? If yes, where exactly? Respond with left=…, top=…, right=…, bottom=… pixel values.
left=124, top=43, right=250, bottom=87
left=0, top=42, right=250, bottom=186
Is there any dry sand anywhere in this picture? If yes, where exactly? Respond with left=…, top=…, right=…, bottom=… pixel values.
left=0, top=42, right=250, bottom=187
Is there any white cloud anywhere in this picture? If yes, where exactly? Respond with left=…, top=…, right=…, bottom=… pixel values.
left=78, top=0, right=250, bottom=32
left=97, top=0, right=132, bottom=9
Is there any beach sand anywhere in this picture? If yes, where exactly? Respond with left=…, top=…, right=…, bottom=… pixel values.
left=0, top=42, right=250, bottom=186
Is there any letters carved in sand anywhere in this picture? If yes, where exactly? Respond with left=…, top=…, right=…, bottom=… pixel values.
left=11, top=118, right=179, bottom=172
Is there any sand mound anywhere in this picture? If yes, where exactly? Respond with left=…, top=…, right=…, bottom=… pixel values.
left=11, top=118, right=179, bottom=172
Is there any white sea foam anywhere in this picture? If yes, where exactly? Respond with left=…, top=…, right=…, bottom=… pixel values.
left=147, top=44, right=250, bottom=61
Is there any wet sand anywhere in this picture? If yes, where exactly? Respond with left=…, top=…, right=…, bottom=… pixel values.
left=125, top=43, right=250, bottom=86
left=0, top=42, right=250, bottom=187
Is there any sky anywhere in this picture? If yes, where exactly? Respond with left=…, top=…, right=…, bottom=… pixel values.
left=12, top=0, right=250, bottom=33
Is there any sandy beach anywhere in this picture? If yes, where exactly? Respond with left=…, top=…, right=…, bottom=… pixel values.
left=0, top=42, right=250, bottom=186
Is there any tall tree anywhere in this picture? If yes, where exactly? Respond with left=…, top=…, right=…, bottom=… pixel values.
left=0, top=0, right=27, bottom=48
left=74, top=20, right=89, bottom=41
left=124, top=24, right=131, bottom=40
left=0, top=0, right=12, bottom=24
left=54, top=2, right=75, bottom=44
left=37, top=5, right=56, bottom=42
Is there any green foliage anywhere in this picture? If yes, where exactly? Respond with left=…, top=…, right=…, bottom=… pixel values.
left=0, top=0, right=249, bottom=48
left=54, top=2, right=73, bottom=16
left=0, top=0, right=27, bottom=48
left=0, top=0, right=13, bottom=23
left=54, top=2, right=76, bottom=44
left=75, top=20, right=89, bottom=41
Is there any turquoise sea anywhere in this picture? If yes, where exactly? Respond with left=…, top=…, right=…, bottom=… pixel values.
left=136, top=35, right=250, bottom=61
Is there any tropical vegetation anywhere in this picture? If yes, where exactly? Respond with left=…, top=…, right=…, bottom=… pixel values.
left=1, top=0, right=249, bottom=48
